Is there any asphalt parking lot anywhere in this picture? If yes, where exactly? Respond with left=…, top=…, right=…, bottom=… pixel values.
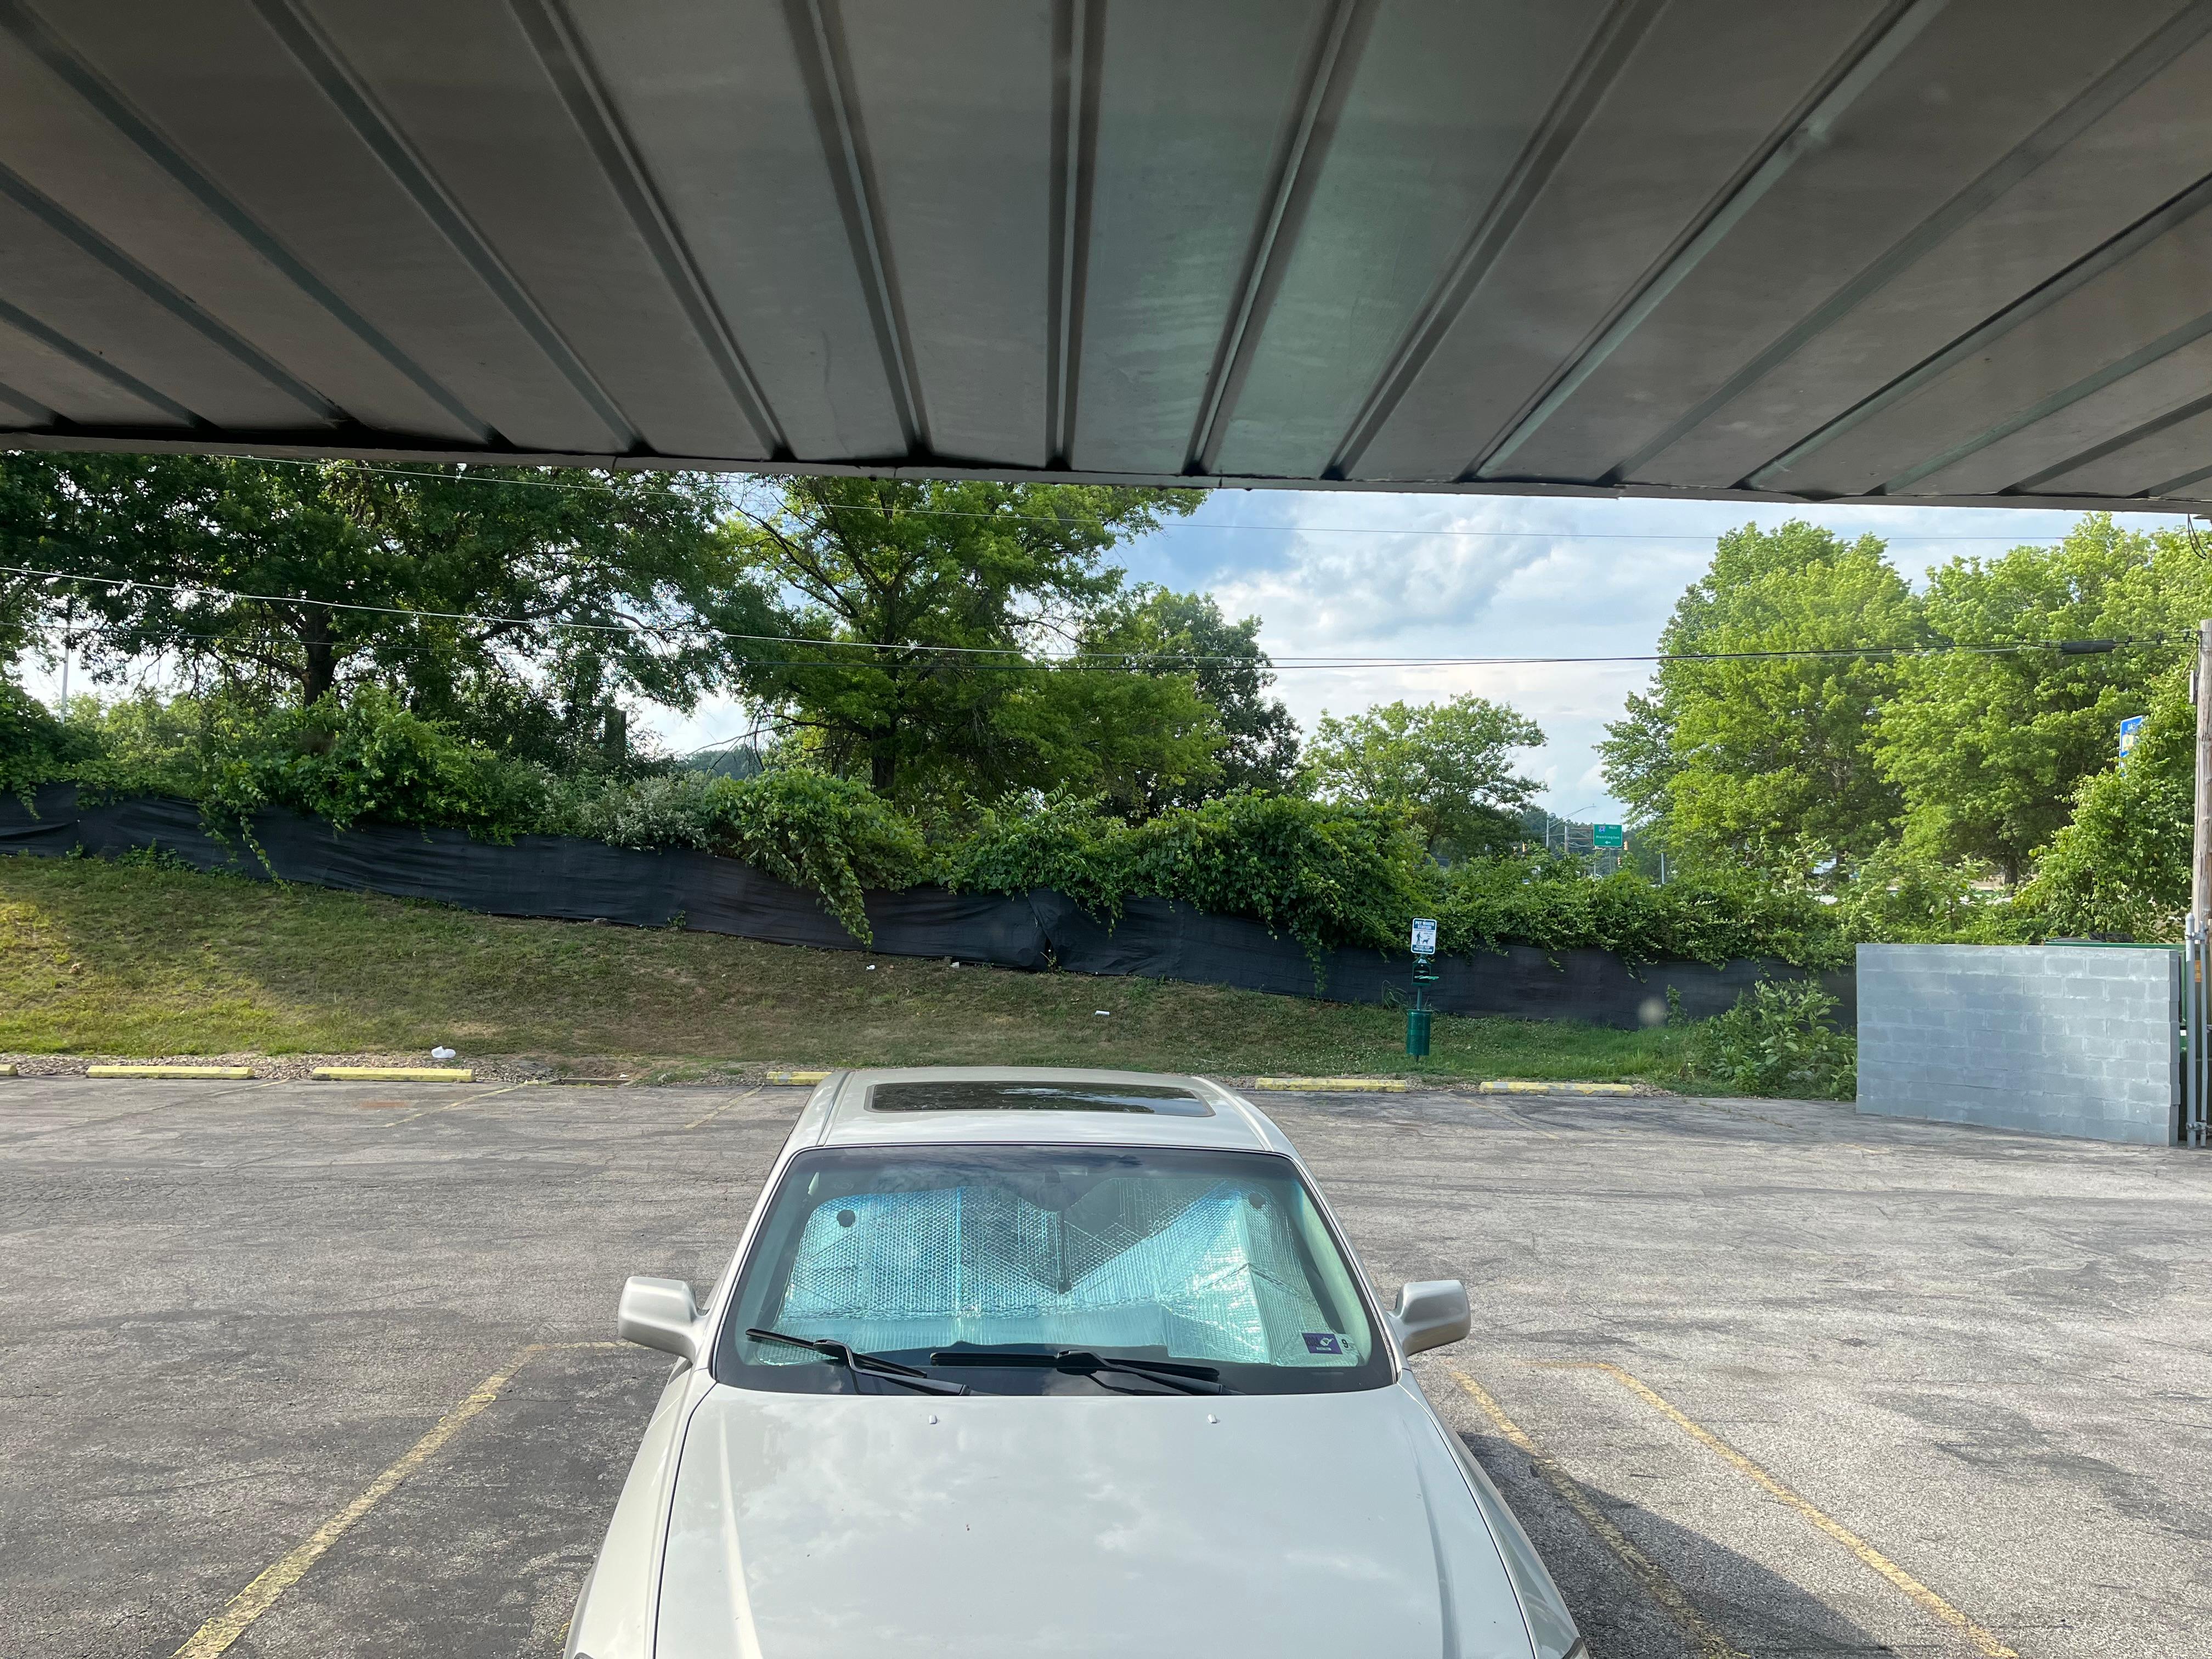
left=5, top=1075, right=2210, bottom=1658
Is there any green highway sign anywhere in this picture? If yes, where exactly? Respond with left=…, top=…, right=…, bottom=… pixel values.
left=1592, top=823, right=1624, bottom=849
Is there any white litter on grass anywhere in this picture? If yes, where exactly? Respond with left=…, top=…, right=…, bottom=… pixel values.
left=866, top=964, right=877, bottom=971
left=1095, top=1009, right=1111, bottom=1016
left=431, top=1046, right=457, bottom=1062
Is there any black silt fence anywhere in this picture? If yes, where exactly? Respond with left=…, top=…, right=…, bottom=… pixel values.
left=1, top=785, right=1854, bottom=1031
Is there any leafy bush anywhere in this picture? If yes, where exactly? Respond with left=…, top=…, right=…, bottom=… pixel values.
left=689, top=769, right=928, bottom=945
left=1122, top=793, right=1433, bottom=957
left=550, top=765, right=926, bottom=944
left=549, top=766, right=726, bottom=853
left=1437, top=853, right=1848, bottom=968
left=2, top=682, right=98, bottom=798
left=57, top=690, right=210, bottom=797
left=1829, top=842, right=2039, bottom=945
left=1679, top=980, right=1857, bottom=1099
left=946, top=790, right=1432, bottom=960
left=196, top=688, right=548, bottom=841
left=938, top=789, right=1129, bottom=913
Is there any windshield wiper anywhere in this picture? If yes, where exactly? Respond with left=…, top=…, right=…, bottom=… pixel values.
left=746, top=1327, right=969, bottom=1395
left=929, top=1348, right=1237, bottom=1395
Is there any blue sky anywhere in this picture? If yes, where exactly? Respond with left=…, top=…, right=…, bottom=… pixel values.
left=658, top=490, right=2190, bottom=821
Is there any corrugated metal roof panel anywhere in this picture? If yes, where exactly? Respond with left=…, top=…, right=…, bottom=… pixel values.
left=1, top=0, right=2207, bottom=507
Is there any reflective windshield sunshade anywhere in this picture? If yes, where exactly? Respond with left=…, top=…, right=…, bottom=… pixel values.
left=720, top=1147, right=1385, bottom=1392
left=771, top=1178, right=1333, bottom=1363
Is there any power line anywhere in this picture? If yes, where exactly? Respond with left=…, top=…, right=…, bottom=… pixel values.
left=7, top=564, right=2179, bottom=671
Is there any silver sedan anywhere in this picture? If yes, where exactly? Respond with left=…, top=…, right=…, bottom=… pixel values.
left=567, top=1067, right=1584, bottom=1659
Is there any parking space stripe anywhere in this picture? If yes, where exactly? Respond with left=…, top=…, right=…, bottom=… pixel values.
left=683, top=1086, right=761, bottom=1131
left=1448, top=1369, right=1748, bottom=1659
left=1562, top=1361, right=2019, bottom=1659
left=386, top=1081, right=526, bottom=1127
left=0, top=1079, right=291, bottom=1146
left=170, top=1340, right=622, bottom=1659
left=1466, top=1098, right=1561, bottom=1139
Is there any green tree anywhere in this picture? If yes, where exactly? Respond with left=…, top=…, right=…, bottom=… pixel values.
left=2023, top=663, right=2192, bottom=939
left=1601, top=521, right=1920, bottom=867
left=0, top=454, right=739, bottom=748
left=720, top=476, right=1202, bottom=799
left=993, top=663, right=1227, bottom=819
left=1073, top=585, right=1300, bottom=799
left=1873, top=516, right=2202, bottom=883
left=1595, top=689, right=1674, bottom=836
left=1307, top=693, right=1543, bottom=859
left=1, top=458, right=61, bottom=710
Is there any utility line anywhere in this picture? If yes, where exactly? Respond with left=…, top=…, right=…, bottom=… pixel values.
left=6, top=564, right=2177, bottom=670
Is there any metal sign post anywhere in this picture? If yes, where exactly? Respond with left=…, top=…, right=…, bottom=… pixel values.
left=1407, top=918, right=1437, bottom=1059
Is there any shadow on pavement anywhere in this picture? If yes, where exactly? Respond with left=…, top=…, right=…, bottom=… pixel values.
left=1460, top=1427, right=1900, bottom=1658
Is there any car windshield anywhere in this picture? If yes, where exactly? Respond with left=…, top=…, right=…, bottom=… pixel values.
left=715, top=1145, right=1388, bottom=1396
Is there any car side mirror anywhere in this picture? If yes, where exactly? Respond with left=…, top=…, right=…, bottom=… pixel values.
left=618, top=1275, right=706, bottom=1362
left=1389, top=1279, right=1470, bottom=1356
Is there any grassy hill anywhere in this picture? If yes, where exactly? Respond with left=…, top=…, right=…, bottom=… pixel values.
left=0, top=851, right=1699, bottom=1085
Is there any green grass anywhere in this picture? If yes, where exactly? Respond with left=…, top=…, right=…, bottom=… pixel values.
left=0, top=852, right=1700, bottom=1084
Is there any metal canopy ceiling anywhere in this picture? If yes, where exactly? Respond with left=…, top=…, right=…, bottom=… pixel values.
left=3, top=0, right=2212, bottom=509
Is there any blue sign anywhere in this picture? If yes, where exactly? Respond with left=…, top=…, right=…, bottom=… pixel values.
left=2119, top=714, right=2145, bottom=765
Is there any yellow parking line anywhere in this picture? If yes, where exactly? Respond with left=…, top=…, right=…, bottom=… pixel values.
left=170, top=1340, right=624, bottom=1658
left=386, top=1081, right=526, bottom=1127
left=684, top=1085, right=762, bottom=1132
left=1251, top=1077, right=1408, bottom=1092
left=1449, top=1369, right=1747, bottom=1659
left=1463, top=1097, right=1561, bottom=1139
left=1477, top=1079, right=1637, bottom=1096
left=1563, top=1361, right=2019, bottom=1659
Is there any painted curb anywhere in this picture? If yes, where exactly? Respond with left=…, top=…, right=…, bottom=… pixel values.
left=0, top=1063, right=19, bottom=1076
left=87, top=1065, right=256, bottom=1080
left=766, top=1070, right=831, bottom=1086
left=312, top=1066, right=475, bottom=1082
left=1479, top=1080, right=1638, bottom=1096
left=1251, top=1077, right=1409, bottom=1093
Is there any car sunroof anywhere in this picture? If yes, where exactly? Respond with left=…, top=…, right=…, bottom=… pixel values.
left=866, top=1081, right=1214, bottom=1116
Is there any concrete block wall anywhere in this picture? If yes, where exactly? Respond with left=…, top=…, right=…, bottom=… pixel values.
left=1857, top=945, right=2181, bottom=1146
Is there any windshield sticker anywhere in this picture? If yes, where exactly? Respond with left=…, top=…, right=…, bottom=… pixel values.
left=1302, top=1331, right=1345, bottom=1355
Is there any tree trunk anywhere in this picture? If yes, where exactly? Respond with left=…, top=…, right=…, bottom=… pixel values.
left=871, top=746, right=896, bottom=793
left=300, top=629, right=337, bottom=706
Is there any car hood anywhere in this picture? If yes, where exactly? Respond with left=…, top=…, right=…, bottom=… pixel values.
left=653, top=1378, right=1537, bottom=1659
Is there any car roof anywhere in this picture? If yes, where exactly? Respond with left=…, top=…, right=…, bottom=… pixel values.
left=795, top=1066, right=1293, bottom=1156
